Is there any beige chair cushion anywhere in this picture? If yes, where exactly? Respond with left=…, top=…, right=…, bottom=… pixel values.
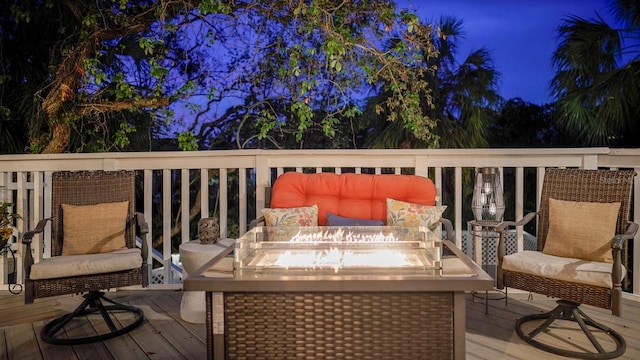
left=30, top=248, right=142, bottom=280
left=62, top=201, right=129, bottom=255
left=502, top=250, right=624, bottom=289
left=542, top=198, right=620, bottom=263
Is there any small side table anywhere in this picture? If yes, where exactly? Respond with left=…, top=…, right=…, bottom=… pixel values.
left=179, top=238, right=235, bottom=323
left=469, top=220, right=506, bottom=314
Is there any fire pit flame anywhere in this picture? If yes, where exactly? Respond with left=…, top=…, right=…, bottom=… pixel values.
left=288, top=229, right=400, bottom=243
left=238, top=227, right=440, bottom=273
left=274, top=247, right=412, bottom=273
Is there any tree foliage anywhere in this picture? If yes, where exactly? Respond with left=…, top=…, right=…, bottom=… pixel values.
left=550, top=0, right=640, bottom=146
left=491, top=98, right=573, bottom=147
left=365, top=16, right=502, bottom=149
left=0, top=0, right=439, bottom=153
left=184, top=0, right=439, bottom=149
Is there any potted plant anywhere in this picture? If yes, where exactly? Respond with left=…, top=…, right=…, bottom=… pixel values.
left=1, top=196, right=20, bottom=249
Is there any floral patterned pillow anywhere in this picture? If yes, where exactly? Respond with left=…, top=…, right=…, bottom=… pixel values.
left=262, top=204, right=319, bottom=227
left=386, top=198, right=446, bottom=239
left=261, top=205, right=319, bottom=241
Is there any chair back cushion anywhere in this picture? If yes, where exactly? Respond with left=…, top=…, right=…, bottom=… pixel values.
left=61, top=201, right=129, bottom=255
left=51, top=171, right=136, bottom=257
left=542, top=198, right=620, bottom=262
left=269, top=172, right=436, bottom=226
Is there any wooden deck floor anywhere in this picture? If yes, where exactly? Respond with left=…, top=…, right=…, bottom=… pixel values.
left=1, top=289, right=639, bottom=359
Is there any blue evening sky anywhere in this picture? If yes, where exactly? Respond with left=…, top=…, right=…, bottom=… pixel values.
left=400, top=0, right=617, bottom=105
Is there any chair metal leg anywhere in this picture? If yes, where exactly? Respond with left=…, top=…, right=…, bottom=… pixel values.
left=515, top=300, right=625, bottom=359
left=41, top=291, right=144, bottom=345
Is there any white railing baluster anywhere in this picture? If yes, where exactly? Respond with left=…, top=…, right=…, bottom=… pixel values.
left=515, top=167, right=524, bottom=253
left=454, top=167, right=463, bottom=249
left=200, top=168, right=209, bottom=222
left=143, top=169, right=153, bottom=283
left=219, top=168, right=228, bottom=238
left=181, top=169, right=190, bottom=245
left=162, top=169, right=171, bottom=284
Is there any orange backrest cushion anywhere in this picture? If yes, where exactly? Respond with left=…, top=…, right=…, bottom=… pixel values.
left=269, top=172, right=437, bottom=225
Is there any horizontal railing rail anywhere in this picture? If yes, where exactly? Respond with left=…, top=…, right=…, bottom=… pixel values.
left=1, top=148, right=639, bottom=294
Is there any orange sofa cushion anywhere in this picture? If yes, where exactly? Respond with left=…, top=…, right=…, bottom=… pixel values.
left=269, top=172, right=437, bottom=226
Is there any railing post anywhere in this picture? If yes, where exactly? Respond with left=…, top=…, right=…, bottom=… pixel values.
left=254, top=155, right=270, bottom=231
left=583, top=154, right=598, bottom=169
left=143, top=169, right=153, bottom=286
left=414, top=156, right=429, bottom=177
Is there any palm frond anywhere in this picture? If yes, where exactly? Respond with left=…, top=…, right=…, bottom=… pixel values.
left=609, top=0, right=640, bottom=27
left=550, top=2, right=640, bottom=146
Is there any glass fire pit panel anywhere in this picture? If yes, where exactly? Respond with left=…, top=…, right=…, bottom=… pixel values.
left=234, top=226, right=442, bottom=275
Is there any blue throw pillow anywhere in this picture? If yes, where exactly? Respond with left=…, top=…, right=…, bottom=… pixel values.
left=326, top=212, right=384, bottom=226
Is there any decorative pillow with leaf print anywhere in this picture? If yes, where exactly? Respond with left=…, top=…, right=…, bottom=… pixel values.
left=262, top=204, right=319, bottom=227
left=386, top=198, right=446, bottom=239
left=261, top=205, right=319, bottom=241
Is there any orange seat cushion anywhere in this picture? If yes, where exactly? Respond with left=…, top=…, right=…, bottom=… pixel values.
left=269, top=172, right=437, bottom=226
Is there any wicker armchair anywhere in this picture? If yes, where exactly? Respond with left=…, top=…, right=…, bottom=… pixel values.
left=22, top=170, right=149, bottom=345
left=496, top=168, right=637, bottom=359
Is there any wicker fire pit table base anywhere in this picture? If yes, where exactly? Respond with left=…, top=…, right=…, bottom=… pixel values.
left=185, top=227, right=493, bottom=360
left=208, top=291, right=460, bottom=360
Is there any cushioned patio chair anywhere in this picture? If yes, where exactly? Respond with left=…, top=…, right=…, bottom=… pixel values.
left=23, top=170, right=149, bottom=345
left=496, top=168, right=637, bottom=359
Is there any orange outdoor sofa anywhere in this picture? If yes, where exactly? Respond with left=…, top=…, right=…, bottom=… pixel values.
left=250, top=171, right=453, bottom=239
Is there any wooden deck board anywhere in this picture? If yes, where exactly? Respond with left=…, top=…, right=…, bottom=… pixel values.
left=87, top=315, right=148, bottom=360
left=132, top=295, right=206, bottom=359
left=1, top=290, right=639, bottom=359
left=64, top=317, right=112, bottom=359
left=146, top=291, right=206, bottom=343
left=32, top=321, right=76, bottom=360
left=467, top=293, right=640, bottom=359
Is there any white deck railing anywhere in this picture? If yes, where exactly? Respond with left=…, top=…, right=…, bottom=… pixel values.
left=1, top=148, right=639, bottom=293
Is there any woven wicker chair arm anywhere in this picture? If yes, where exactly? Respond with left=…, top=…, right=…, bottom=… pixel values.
left=133, top=212, right=150, bottom=263
left=249, top=216, right=265, bottom=229
left=495, top=212, right=537, bottom=232
left=134, top=212, right=149, bottom=234
left=610, top=224, right=636, bottom=292
left=440, top=217, right=454, bottom=243
left=612, top=221, right=639, bottom=250
left=496, top=213, right=537, bottom=266
left=22, top=218, right=51, bottom=244
left=22, top=218, right=50, bottom=277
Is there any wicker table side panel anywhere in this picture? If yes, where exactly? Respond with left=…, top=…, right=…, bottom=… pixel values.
left=504, top=270, right=611, bottom=309
left=223, top=292, right=454, bottom=360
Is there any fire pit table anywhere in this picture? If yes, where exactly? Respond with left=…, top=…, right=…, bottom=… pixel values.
left=184, top=226, right=493, bottom=360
